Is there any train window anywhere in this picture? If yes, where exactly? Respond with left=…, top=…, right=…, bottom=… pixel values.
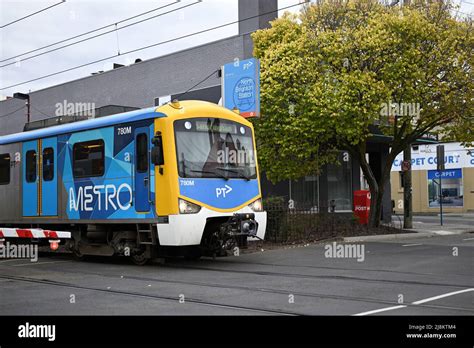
left=43, top=147, right=54, bottom=181
left=25, top=150, right=37, bottom=183
left=0, top=153, right=10, bottom=185
left=136, top=133, right=148, bottom=173
left=73, top=140, right=105, bottom=178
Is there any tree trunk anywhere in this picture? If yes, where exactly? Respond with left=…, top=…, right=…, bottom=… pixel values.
left=370, top=185, right=384, bottom=228
left=355, top=146, right=382, bottom=228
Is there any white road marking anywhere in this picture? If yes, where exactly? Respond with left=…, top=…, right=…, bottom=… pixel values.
left=12, top=260, right=71, bottom=267
left=353, top=305, right=407, bottom=316
left=433, top=231, right=457, bottom=235
left=462, top=237, right=474, bottom=241
left=411, top=288, right=474, bottom=305
left=402, top=243, right=423, bottom=247
left=353, top=288, right=474, bottom=316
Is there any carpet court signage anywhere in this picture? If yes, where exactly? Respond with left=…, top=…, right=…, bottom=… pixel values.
left=392, top=143, right=474, bottom=171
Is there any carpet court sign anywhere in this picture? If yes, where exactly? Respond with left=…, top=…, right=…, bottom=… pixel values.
left=221, top=58, right=260, bottom=118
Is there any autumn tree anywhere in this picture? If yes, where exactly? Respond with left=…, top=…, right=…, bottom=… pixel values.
left=252, top=0, right=473, bottom=227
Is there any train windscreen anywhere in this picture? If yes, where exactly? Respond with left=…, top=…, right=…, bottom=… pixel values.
left=174, top=118, right=257, bottom=180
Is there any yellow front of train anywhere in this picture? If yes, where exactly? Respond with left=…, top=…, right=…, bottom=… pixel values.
left=151, top=100, right=266, bottom=255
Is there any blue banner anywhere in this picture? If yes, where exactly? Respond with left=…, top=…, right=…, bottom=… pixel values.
left=427, top=168, right=462, bottom=180
left=222, top=58, right=260, bottom=118
left=179, top=178, right=259, bottom=209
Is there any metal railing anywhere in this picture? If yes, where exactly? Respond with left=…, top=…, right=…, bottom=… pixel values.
left=263, top=197, right=400, bottom=244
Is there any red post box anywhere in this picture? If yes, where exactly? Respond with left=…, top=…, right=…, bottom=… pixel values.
left=353, top=190, right=371, bottom=225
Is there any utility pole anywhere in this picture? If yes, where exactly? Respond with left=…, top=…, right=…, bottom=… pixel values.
left=437, top=145, right=445, bottom=226
left=403, top=145, right=413, bottom=229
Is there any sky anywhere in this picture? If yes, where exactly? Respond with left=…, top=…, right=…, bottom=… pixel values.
left=0, top=0, right=472, bottom=99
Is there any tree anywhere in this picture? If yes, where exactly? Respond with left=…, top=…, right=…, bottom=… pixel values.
left=251, top=0, right=473, bottom=227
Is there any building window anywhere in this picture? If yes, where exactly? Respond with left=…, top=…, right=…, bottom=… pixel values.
left=25, top=150, right=37, bottom=183
left=0, top=153, right=10, bottom=185
left=290, top=175, right=319, bottom=210
left=43, top=147, right=54, bottom=181
left=73, top=140, right=105, bottom=178
left=327, top=151, right=353, bottom=211
left=136, top=133, right=148, bottom=173
left=428, top=169, right=463, bottom=207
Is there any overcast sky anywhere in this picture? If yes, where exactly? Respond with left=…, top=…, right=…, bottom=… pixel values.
left=0, top=0, right=471, bottom=99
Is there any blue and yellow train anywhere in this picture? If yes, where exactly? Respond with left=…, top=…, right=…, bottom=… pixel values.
left=0, top=100, right=266, bottom=264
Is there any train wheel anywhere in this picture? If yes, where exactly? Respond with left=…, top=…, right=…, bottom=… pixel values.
left=72, top=247, right=88, bottom=261
left=184, top=247, right=202, bottom=261
left=130, top=251, right=149, bottom=266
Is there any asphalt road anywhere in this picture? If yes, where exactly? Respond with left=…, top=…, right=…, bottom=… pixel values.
left=412, top=214, right=474, bottom=226
left=392, top=214, right=474, bottom=233
left=0, top=233, right=473, bottom=315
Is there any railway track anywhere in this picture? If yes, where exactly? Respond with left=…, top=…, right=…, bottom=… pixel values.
left=1, top=256, right=473, bottom=314
left=161, top=262, right=474, bottom=290
left=0, top=273, right=298, bottom=316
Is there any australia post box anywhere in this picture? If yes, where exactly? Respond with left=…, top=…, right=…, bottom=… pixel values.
left=353, top=190, right=371, bottom=225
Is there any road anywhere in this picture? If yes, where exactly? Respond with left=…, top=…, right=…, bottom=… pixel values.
left=0, top=234, right=473, bottom=315
left=411, top=214, right=474, bottom=226
left=392, top=214, right=474, bottom=234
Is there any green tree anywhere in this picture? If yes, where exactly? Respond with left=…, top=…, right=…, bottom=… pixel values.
left=252, top=0, right=473, bottom=227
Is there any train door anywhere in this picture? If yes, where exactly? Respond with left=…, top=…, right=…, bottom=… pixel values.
left=22, top=140, right=38, bottom=216
left=41, top=138, right=58, bottom=216
left=134, top=127, right=151, bottom=212
left=22, top=138, right=58, bottom=217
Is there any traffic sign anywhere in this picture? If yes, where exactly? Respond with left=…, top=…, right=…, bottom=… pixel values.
left=401, top=160, right=411, bottom=172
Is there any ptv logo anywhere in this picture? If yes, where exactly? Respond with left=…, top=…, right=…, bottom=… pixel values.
left=216, top=185, right=232, bottom=198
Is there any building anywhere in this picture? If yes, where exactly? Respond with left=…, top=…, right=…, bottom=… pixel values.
left=0, top=0, right=393, bottom=222
left=391, top=142, right=474, bottom=214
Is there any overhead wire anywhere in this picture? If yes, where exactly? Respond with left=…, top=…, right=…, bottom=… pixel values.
left=0, top=1, right=200, bottom=68
left=0, top=1, right=65, bottom=29
left=0, top=1, right=308, bottom=91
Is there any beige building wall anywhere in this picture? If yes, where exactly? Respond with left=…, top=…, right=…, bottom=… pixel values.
left=391, top=168, right=474, bottom=214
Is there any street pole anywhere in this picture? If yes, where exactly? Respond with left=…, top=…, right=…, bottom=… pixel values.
left=439, top=175, right=443, bottom=226
left=403, top=145, right=413, bottom=229
left=436, top=145, right=445, bottom=226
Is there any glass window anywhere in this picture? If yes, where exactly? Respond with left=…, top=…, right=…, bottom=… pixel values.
left=0, top=153, right=10, bottom=185
left=290, top=176, right=319, bottom=210
left=175, top=118, right=257, bottom=180
left=73, top=140, right=105, bottom=178
left=43, top=147, right=54, bottom=181
left=327, top=151, right=352, bottom=211
left=26, top=150, right=37, bottom=183
left=136, top=133, right=148, bottom=173
left=428, top=169, right=463, bottom=207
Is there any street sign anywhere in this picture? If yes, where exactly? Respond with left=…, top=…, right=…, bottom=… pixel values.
left=221, top=58, right=260, bottom=118
left=401, top=160, right=411, bottom=172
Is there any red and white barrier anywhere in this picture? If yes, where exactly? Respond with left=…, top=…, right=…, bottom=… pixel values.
left=0, top=228, right=71, bottom=239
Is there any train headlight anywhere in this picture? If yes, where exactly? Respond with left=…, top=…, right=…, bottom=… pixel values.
left=179, top=198, right=201, bottom=214
left=248, top=198, right=263, bottom=212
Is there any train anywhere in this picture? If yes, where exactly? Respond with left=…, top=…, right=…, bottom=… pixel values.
left=0, top=100, right=266, bottom=264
